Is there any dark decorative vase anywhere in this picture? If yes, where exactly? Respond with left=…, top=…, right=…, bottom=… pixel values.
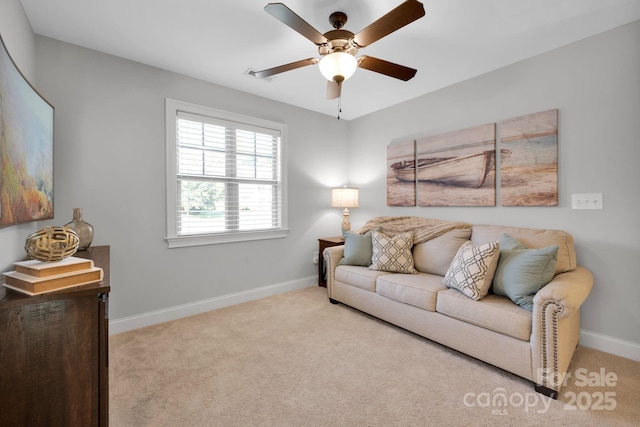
left=64, top=208, right=94, bottom=251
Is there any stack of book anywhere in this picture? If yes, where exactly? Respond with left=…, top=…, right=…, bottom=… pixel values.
left=2, top=256, right=103, bottom=295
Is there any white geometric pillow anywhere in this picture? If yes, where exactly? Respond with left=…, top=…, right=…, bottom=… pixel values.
left=369, top=230, right=417, bottom=274
left=443, top=240, right=500, bottom=300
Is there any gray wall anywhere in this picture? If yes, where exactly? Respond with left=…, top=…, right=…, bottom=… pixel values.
left=347, top=21, right=640, bottom=347
left=0, top=0, right=39, bottom=269
left=31, top=37, right=349, bottom=320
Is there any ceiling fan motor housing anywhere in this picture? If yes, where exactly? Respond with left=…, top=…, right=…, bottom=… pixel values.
left=318, top=30, right=358, bottom=56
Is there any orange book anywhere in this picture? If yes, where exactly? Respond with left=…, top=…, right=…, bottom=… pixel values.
left=14, top=257, right=94, bottom=278
left=3, top=267, right=103, bottom=295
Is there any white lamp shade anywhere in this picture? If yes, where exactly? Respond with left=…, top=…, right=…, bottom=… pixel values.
left=331, top=187, right=359, bottom=208
left=319, top=52, right=358, bottom=82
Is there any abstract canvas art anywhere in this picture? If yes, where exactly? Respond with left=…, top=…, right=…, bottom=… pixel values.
left=0, top=35, right=54, bottom=227
left=499, top=109, right=558, bottom=206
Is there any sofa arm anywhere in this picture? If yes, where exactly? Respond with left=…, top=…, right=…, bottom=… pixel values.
left=531, top=266, right=594, bottom=394
left=533, top=266, right=594, bottom=319
left=323, top=246, right=344, bottom=299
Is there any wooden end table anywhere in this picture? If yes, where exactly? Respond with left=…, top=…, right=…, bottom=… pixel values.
left=318, top=236, right=344, bottom=287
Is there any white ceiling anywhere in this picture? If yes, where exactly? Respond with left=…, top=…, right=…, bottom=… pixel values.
left=20, top=0, right=640, bottom=120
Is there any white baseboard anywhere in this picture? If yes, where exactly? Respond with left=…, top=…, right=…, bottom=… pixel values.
left=109, top=276, right=316, bottom=335
left=580, top=329, right=640, bottom=362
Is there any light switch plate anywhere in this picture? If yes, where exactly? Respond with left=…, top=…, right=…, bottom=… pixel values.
left=571, top=193, right=603, bottom=210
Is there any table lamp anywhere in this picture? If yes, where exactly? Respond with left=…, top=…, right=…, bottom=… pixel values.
left=331, top=186, right=359, bottom=233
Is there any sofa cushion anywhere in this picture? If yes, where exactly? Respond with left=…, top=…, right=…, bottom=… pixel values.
left=335, top=265, right=391, bottom=292
left=376, top=273, right=447, bottom=312
left=443, top=240, right=500, bottom=300
left=338, top=228, right=378, bottom=267
left=369, top=230, right=417, bottom=274
left=493, top=233, right=559, bottom=311
left=436, top=288, right=532, bottom=341
left=413, top=228, right=472, bottom=276
left=471, top=224, right=575, bottom=274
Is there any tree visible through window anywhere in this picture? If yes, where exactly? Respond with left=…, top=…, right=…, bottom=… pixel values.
left=166, top=99, right=287, bottom=247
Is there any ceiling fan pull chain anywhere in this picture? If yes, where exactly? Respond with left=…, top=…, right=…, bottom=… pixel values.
left=338, top=95, right=342, bottom=120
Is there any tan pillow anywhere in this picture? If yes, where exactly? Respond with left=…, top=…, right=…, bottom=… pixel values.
left=413, top=228, right=472, bottom=276
left=369, top=230, right=417, bottom=274
left=443, top=240, right=500, bottom=300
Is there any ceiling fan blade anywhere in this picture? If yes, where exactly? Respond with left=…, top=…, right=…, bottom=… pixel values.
left=326, top=80, right=341, bottom=99
left=357, top=56, right=417, bottom=81
left=352, top=0, right=425, bottom=48
left=265, top=3, right=328, bottom=46
left=249, top=58, right=319, bottom=78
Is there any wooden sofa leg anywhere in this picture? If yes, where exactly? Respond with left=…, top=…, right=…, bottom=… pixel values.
left=329, top=298, right=339, bottom=305
left=534, top=384, right=559, bottom=400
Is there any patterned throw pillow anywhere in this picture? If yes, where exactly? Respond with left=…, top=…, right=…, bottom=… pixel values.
left=369, top=230, right=417, bottom=274
left=443, top=240, right=500, bottom=300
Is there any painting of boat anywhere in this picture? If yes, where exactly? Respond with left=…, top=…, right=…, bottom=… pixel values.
left=387, top=139, right=416, bottom=206
left=391, top=149, right=511, bottom=189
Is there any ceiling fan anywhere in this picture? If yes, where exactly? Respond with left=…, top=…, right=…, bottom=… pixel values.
left=249, top=1, right=426, bottom=100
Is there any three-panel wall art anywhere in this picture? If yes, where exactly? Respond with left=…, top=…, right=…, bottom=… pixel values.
left=387, top=109, right=558, bottom=207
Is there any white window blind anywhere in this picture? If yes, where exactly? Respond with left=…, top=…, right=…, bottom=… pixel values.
left=166, top=99, right=288, bottom=247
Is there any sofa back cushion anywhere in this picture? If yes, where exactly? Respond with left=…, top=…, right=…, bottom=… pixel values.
left=471, top=225, right=576, bottom=274
left=413, top=227, right=472, bottom=276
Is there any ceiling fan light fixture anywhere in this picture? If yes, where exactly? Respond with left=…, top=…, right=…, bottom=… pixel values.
left=319, top=52, right=357, bottom=83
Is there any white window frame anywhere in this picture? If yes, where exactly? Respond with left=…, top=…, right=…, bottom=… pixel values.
left=165, top=98, right=288, bottom=248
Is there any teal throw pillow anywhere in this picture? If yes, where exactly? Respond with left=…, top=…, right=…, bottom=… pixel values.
left=492, top=233, right=559, bottom=311
left=338, top=229, right=377, bottom=267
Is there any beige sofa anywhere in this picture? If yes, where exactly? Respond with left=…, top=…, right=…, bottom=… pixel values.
left=323, top=217, right=594, bottom=398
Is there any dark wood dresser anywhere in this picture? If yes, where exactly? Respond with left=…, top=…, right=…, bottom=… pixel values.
left=0, top=246, right=110, bottom=427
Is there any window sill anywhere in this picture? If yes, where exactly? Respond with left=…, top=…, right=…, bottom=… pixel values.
left=165, top=229, right=289, bottom=248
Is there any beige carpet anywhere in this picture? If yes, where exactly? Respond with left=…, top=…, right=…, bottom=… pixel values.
left=110, top=286, right=640, bottom=426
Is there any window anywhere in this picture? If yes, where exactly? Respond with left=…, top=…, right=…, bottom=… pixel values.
left=165, top=99, right=287, bottom=247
